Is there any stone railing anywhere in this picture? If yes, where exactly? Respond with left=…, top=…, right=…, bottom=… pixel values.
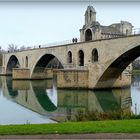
left=41, top=39, right=80, bottom=48
left=31, top=38, right=80, bottom=49
left=5, top=38, right=80, bottom=53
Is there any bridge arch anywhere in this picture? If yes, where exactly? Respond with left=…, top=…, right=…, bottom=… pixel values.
left=6, top=55, right=20, bottom=75
left=33, top=87, right=57, bottom=112
left=96, top=44, right=140, bottom=88
left=31, top=53, right=64, bottom=78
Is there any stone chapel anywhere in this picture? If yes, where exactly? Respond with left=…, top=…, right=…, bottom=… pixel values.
left=80, top=6, right=133, bottom=42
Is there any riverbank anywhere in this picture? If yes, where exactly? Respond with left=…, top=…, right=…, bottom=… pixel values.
left=0, top=119, right=140, bottom=135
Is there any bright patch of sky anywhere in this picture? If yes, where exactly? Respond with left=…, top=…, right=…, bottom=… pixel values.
left=0, top=1, right=139, bottom=50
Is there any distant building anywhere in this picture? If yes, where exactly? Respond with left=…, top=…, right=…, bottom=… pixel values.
left=80, top=6, right=133, bottom=42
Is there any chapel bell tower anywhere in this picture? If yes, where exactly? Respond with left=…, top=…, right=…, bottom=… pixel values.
left=80, top=6, right=99, bottom=42
left=85, top=5, right=96, bottom=25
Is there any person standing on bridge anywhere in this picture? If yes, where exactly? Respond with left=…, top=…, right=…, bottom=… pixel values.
left=72, top=38, right=75, bottom=43
left=75, top=38, right=77, bottom=43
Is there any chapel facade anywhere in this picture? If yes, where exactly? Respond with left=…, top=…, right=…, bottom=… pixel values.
left=80, top=6, right=133, bottom=42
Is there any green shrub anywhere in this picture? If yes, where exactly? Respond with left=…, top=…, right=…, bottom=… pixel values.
left=74, top=110, right=139, bottom=121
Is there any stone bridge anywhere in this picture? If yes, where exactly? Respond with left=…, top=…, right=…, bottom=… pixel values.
left=2, top=35, right=140, bottom=89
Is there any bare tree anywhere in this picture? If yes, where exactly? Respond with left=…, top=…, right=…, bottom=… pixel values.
left=8, top=44, right=18, bottom=52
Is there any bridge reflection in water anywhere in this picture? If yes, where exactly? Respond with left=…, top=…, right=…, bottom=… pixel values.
left=1, top=76, right=132, bottom=123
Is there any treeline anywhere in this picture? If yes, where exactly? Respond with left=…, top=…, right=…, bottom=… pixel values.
left=132, top=58, right=140, bottom=69
left=0, top=44, right=34, bottom=53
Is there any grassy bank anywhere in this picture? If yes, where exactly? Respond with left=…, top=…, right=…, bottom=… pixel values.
left=132, top=69, right=140, bottom=74
left=0, top=119, right=140, bottom=135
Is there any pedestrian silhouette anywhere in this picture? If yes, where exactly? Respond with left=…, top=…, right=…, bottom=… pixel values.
left=72, top=38, right=75, bottom=43
left=75, top=38, right=77, bottom=43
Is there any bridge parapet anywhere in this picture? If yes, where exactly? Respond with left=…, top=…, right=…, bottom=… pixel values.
left=40, top=39, right=80, bottom=48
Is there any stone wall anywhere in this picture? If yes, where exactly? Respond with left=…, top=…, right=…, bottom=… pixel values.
left=13, top=68, right=54, bottom=80
left=31, top=68, right=53, bottom=79
left=93, top=72, right=131, bottom=89
left=57, top=69, right=89, bottom=89
left=12, top=68, right=30, bottom=80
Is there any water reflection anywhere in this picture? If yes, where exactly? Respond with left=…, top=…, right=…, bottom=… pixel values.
left=0, top=76, right=133, bottom=123
left=57, top=89, right=132, bottom=121
left=0, top=77, right=56, bottom=125
left=131, top=74, right=140, bottom=114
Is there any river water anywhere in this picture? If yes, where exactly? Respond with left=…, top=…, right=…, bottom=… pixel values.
left=0, top=74, right=139, bottom=125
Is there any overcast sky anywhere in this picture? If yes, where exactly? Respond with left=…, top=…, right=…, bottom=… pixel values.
left=0, top=1, right=140, bottom=50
